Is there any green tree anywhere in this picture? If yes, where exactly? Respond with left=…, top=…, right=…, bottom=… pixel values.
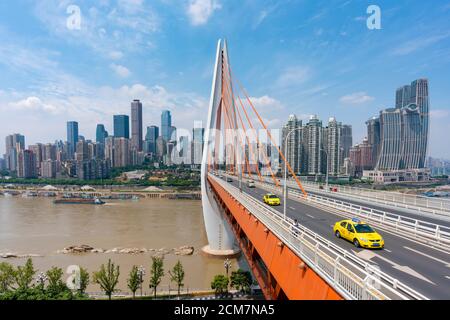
left=77, top=267, right=90, bottom=296
left=230, top=269, right=252, bottom=294
left=149, top=256, right=164, bottom=299
left=127, top=266, right=141, bottom=299
left=169, top=260, right=185, bottom=298
left=0, top=262, right=16, bottom=293
left=14, top=258, right=36, bottom=290
left=93, top=259, right=120, bottom=300
left=45, top=266, right=73, bottom=299
left=211, top=275, right=229, bottom=296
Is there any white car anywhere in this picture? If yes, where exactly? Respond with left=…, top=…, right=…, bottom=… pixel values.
left=247, top=180, right=255, bottom=188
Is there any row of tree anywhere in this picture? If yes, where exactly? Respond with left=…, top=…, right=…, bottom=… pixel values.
left=1, top=257, right=254, bottom=300
left=0, top=257, right=184, bottom=300
left=210, top=270, right=253, bottom=297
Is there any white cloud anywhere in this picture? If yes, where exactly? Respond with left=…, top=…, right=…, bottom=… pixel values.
left=249, top=95, right=283, bottom=110
left=109, top=50, right=124, bottom=60
left=339, top=92, right=374, bottom=104
left=392, top=32, right=450, bottom=56
left=276, top=66, right=311, bottom=88
left=430, top=109, right=450, bottom=118
left=9, top=97, right=59, bottom=114
left=187, top=0, right=222, bottom=26
left=110, top=63, right=131, bottom=77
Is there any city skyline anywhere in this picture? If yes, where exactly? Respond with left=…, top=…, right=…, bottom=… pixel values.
left=0, top=1, right=449, bottom=158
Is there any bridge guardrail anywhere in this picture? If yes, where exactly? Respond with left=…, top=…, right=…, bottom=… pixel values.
left=282, top=178, right=450, bottom=217
left=210, top=174, right=428, bottom=300
left=255, top=179, right=450, bottom=250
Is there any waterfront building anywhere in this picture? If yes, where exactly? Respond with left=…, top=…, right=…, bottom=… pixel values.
left=131, top=100, right=143, bottom=151
left=113, top=137, right=130, bottom=168
left=113, top=115, right=130, bottom=139
left=17, top=149, right=37, bottom=178
left=41, top=159, right=57, bottom=178
left=76, top=140, right=89, bottom=162
left=5, top=133, right=25, bottom=171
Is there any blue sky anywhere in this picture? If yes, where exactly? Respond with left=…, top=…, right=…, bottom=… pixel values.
left=0, top=0, right=449, bottom=158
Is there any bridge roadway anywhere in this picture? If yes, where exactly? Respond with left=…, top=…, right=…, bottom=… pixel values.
left=263, top=178, right=450, bottom=224
left=283, top=183, right=450, bottom=227
left=218, top=176, right=450, bottom=299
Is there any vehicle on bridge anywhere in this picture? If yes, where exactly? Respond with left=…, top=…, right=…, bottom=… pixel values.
left=263, top=193, right=281, bottom=206
left=226, top=176, right=233, bottom=182
left=333, top=218, right=384, bottom=249
left=247, top=179, right=255, bottom=188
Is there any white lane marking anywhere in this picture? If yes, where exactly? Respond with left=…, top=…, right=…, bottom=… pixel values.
left=352, top=249, right=436, bottom=285
left=403, top=246, right=450, bottom=267
left=446, top=276, right=450, bottom=280
left=306, top=214, right=315, bottom=219
left=384, top=249, right=392, bottom=253
left=289, top=206, right=296, bottom=210
left=352, top=249, right=377, bottom=262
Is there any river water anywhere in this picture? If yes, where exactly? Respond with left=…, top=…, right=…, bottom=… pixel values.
left=0, top=196, right=240, bottom=294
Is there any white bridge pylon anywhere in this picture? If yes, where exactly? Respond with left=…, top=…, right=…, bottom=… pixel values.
left=201, top=39, right=241, bottom=256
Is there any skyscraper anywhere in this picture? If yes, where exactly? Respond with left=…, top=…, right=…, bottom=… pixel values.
left=395, top=85, right=411, bottom=109
left=67, top=121, right=79, bottom=159
left=96, top=124, right=108, bottom=144
left=114, top=115, right=130, bottom=139
left=161, top=110, right=172, bottom=141
left=374, top=79, right=429, bottom=171
left=131, top=100, right=143, bottom=151
left=410, top=78, right=429, bottom=168
left=145, top=126, right=159, bottom=154
left=340, top=124, right=352, bottom=165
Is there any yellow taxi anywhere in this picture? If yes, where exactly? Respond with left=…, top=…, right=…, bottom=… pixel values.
left=263, top=193, right=281, bottom=206
left=333, top=218, right=384, bottom=249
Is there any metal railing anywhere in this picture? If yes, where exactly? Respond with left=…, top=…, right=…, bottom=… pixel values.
left=282, top=178, right=450, bottom=217
left=209, top=174, right=428, bottom=300
left=257, top=180, right=450, bottom=250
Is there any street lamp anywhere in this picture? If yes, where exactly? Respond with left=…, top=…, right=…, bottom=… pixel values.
left=320, top=148, right=329, bottom=190
left=224, top=258, right=232, bottom=278
left=283, top=127, right=303, bottom=220
left=137, top=265, right=146, bottom=297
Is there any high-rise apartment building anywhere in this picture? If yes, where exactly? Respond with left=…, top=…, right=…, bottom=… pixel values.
left=17, top=149, right=37, bottom=178
left=305, top=115, right=322, bottom=175
left=281, top=115, right=302, bottom=174
left=325, top=117, right=341, bottom=176
left=131, top=100, right=143, bottom=151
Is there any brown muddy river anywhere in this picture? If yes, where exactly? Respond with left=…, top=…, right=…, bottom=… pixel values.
left=0, top=196, right=241, bottom=295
